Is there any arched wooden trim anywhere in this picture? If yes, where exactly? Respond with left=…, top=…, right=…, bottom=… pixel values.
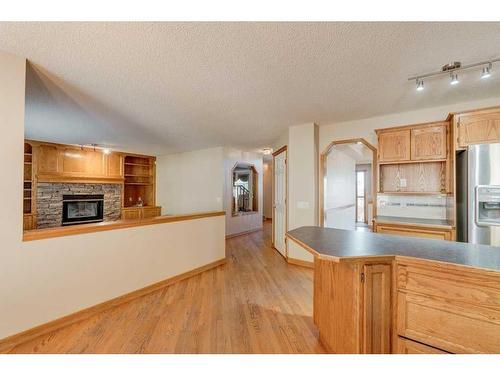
left=319, top=138, right=378, bottom=228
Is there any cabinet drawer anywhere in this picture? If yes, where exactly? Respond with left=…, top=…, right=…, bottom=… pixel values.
left=396, top=291, right=500, bottom=353
left=396, top=337, right=448, bottom=354
left=375, top=224, right=452, bottom=241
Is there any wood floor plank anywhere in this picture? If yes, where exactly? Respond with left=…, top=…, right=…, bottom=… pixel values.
left=7, top=222, right=324, bottom=354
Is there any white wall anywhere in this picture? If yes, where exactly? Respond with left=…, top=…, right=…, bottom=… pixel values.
left=325, top=150, right=356, bottom=230
left=0, top=52, right=225, bottom=340
left=287, top=123, right=318, bottom=262
left=223, top=148, right=264, bottom=236
left=156, top=147, right=224, bottom=215
left=262, top=156, right=273, bottom=219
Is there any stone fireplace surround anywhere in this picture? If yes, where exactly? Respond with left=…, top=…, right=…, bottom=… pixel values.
left=36, top=183, right=122, bottom=229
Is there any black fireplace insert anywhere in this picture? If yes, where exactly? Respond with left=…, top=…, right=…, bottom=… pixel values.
left=62, top=194, right=104, bottom=226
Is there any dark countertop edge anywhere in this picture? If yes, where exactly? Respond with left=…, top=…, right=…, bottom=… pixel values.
left=286, top=231, right=500, bottom=274
left=373, top=216, right=454, bottom=229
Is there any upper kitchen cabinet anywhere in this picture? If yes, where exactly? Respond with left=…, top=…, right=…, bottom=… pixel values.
left=376, top=122, right=449, bottom=163
left=377, top=129, right=411, bottom=162
left=455, top=108, right=500, bottom=149
left=410, top=123, right=448, bottom=160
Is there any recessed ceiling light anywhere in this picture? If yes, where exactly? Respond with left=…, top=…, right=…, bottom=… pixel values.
left=262, top=148, right=273, bottom=155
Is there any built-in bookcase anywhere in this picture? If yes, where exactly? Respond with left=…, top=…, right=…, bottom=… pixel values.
left=123, top=155, right=156, bottom=207
left=23, top=142, right=33, bottom=214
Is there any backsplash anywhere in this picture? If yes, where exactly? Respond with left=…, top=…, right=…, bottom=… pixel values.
left=377, top=194, right=448, bottom=220
left=36, top=183, right=122, bottom=228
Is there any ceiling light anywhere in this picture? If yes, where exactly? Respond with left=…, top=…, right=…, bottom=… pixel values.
left=103, top=148, right=111, bottom=155
left=416, top=79, right=424, bottom=91
left=481, top=64, right=492, bottom=79
left=262, top=148, right=273, bottom=155
left=450, top=73, right=459, bottom=85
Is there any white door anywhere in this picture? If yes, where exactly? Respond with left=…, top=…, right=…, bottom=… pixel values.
left=273, top=151, right=287, bottom=257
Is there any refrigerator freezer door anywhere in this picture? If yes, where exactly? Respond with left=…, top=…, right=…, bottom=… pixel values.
left=468, top=143, right=500, bottom=246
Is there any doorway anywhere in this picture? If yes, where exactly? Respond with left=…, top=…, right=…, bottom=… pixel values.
left=320, top=139, right=377, bottom=231
left=272, top=146, right=287, bottom=258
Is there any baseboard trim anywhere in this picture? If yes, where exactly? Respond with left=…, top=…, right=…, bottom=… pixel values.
left=287, top=257, right=314, bottom=268
left=0, top=258, right=226, bottom=353
left=225, top=228, right=262, bottom=239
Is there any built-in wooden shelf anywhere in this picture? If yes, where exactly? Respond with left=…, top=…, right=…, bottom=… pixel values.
left=124, top=182, right=151, bottom=186
left=124, top=162, right=151, bottom=167
left=124, top=174, right=151, bottom=177
left=123, top=155, right=156, bottom=208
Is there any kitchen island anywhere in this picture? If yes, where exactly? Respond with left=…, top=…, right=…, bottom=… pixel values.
left=286, top=226, right=500, bottom=354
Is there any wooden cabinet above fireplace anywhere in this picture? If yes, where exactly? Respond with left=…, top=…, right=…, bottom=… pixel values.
left=31, top=140, right=124, bottom=184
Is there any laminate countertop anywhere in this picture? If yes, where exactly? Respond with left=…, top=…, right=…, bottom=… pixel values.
left=286, top=226, right=500, bottom=271
left=374, top=216, right=454, bottom=228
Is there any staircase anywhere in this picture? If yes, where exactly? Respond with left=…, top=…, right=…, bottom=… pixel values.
left=235, top=185, right=251, bottom=212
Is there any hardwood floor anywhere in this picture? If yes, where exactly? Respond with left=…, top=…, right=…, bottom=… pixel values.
left=7, top=223, right=324, bottom=353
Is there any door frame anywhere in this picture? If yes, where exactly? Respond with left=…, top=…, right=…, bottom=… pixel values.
left=319, top=138, right=377, bottom=227
left=355, top=168, right=368, bottom=224
left=272, top=145, right=288, bottom=258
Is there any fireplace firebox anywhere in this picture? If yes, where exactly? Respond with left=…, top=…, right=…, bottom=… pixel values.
left=62, top=194, right=104, bottom=226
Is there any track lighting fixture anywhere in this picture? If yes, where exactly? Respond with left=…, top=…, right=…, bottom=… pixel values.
left=481, top=63, right=492, bottom=79
left=416, top=79, right=424, bottom=91
left=409, top=58, right=499, bottom=92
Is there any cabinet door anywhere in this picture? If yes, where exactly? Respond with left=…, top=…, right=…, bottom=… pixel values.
left=362, top=264, right=391, bottom=354
left=142, top=206, right=161, bottom=218
left=378, top=130, right=411, bottom=162
left=122, top=208, right=142, bottom=220
left=411, top=125, right=447, bottom=160
left=23, top=214, right=34, bottom=230
left=106, top=153, right=123, bottom=178
left=396, top=337, right=447, bottom=354
left=457, top=113, right=500, bottom=147
left=37, top=144, right=60, bottom=173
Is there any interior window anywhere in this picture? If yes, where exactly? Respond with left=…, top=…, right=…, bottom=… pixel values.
left=232, top=163, right=258, bottom=215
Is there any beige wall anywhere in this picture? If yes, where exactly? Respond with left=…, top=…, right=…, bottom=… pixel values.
left=287, top=123, right=318, bottom=262
left=262, top=156, right=273, bottom=219
left=224, top=148, right=264, bottom=236
left=156, top=147, right=224, bottom=215
left=0, top=52, right=225, bottom=340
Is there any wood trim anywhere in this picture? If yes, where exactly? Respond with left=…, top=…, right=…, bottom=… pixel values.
left=319, top=138, right=377, bottom=227
left=36, top=174, right=124, bottom=184
left=23, top=211, right=226, bottom=241
left=287, top=257, right=314, bottom=268
left=272, top=145, right=288, bottom=255
left=374, top=120, right=452, bottom=134
left=272, top=145, right=287, bottom=157
left=0, top=258, right=226, bottom=353
left=373, top=218, right=454, bottom=230
left=225, top=227, right=262, bottom=239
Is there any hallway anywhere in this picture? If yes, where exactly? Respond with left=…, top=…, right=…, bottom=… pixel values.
left=7, top=223, right=324, bottom=353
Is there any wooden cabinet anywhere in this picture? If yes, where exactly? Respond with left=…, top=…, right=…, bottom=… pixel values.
left=395, top=337, right=447, bottom=354
left=373, top=222, right=454, bottom=241
left=395, top=261, right=500, bottom=353
left=410, top=124, right=447, bottom=160
left=32, top=141, right=124, bottom=183
left=121, top=206, right=161, bottom=220
left=362, top=264, right=391, bottom=354
left=314, top=258, right=392, bottom=354
left=377, top=130, right=411, bottom=162
left=23, top=214, right=35, bottom=231
left=456, top=110, right=500, bottom=148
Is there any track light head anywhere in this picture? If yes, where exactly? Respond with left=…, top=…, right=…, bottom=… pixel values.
left=416, top=79, right=424, bottom=91
left=450, top=72, right=459, bottom=85
left=481, top=64, right=492, bottom=79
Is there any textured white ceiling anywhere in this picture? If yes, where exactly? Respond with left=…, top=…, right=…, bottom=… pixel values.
left=1, top=22, right=500, bottom=155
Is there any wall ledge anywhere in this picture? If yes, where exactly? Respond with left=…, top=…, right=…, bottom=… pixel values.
left=23, top=211, right=226, bottom=241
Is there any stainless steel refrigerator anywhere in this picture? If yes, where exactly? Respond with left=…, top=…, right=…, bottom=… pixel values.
left=456, top=142, right=500, bottom=246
